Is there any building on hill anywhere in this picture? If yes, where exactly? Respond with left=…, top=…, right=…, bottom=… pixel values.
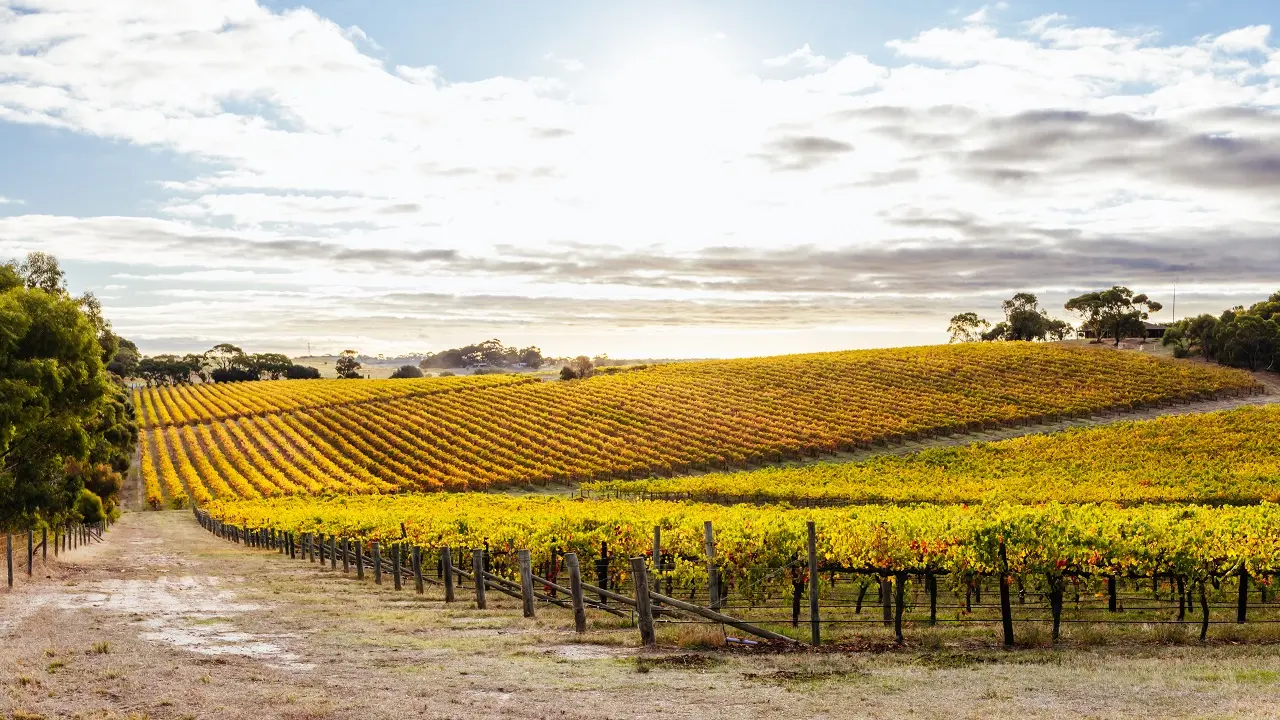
left=1080, top=322, right=1167, bottom=341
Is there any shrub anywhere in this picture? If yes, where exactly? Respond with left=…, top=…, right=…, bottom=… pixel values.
left=210, top=368, right=260, bottom=383
left=559, top=366, right=577, bottom=381
left=390, top=365, right=424, bottom=379
left=284, top=364, right=322, bottom=380
left=74, top=489, right=105, bottom=524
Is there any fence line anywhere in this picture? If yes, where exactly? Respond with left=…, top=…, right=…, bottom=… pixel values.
left=193, top=508, right=1279, bottom=648
left=5, top=520, right=111, bottom=591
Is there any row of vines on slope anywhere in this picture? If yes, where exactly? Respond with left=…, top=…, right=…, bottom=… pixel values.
left=139, top=344, right=1262, bottom=501
left=206, top=495, right=1280, bottom=589
left=587, top=404, right=1280, bottom=507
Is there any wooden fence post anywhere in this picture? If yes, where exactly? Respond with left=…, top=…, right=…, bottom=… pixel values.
left=807, top=521, right=820, bottom=646
left=704, top=521, right=720, bottom=612
left=1107, top=575, right=1118, bottom=612
left=1238, top=566, right=1249, bottom=624
left=373, top=542, right=382, bottom=585
left=893, top=572, right=907, bottom=644
left=566, top=552, right=587, bottom=633
left=41, top=528, right=47, bottom=563
left=329, top=536, right=338, bottom=571
left=999, top=543, right=1014, bottom=648
left=927, top=571, right=938, bottom=626
left=354, top=541, right=365, bottom=579
left=472, top=549, right=487, bottom=610
left=393, top=544, right=403, bottom=591
left=442, top=547, right=455, bottom=602
left=517, top=549, right=536, bottom=618
left=631, top=557, right=656, bottom=647
left=881, top=577, right=892, bottom=627
left=413, top=547, right=424, bottom=595
left=6, top=534, right=11, bottom=589
left=1200, top=580, right=1210, bottom=642
left=342, top=539, right=350, bottom=574
left=596, top=541, right=610, bottom=604
left=27, top=529, right=33, bottom=577
left=652, top=527, right=662, bottom=595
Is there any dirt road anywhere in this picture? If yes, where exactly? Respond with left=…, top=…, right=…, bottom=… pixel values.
left=5, top=511, right=1280, bottom=719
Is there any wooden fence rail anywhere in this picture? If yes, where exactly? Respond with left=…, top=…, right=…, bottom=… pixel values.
left=5, top=520, right=112, bottom=591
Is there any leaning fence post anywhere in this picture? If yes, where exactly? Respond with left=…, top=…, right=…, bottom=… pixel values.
left=566, top=552, right=587, bottom=633
left=631, top=557, right=656, bottom=646
left=372, top=542, right=382, bottom=585
left=472, top=549, right=487, bottom=609
left=807, top=521, right=820, bottom=646
left=704, top=521, right=720, bottom=612
left=441, top=547, right=455, bottom=602
left=518, top=549, right=536, bottom=618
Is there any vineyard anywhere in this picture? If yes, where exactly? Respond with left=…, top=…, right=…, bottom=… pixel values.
left=135, top=344, right=1261, bottom=508
left=587, top=404, right=1280, bottom=506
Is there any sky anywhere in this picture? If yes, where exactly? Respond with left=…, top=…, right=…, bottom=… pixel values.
left=1, top=1, right=1278, bottom=359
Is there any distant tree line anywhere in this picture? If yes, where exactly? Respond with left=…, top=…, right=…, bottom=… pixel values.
left=2, top=252, right=138, bottom=528
left=417, top=339, right=545, bottom=370
left=129, top=344, right=324, bottom=386
left=1162, top=291, right=1280, bottom=372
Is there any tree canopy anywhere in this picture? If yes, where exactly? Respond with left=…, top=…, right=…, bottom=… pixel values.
left=418, top=339, right=544, bottom=369
left=336, top=349, right=363, bottom=379
left=949, top=293, right=1071, bottom=343
left=1066, top=286, right=1163, bottom=346
left=1, top=254, right=135, bottom=528
left=1163, top=291, right=1280, bottom=373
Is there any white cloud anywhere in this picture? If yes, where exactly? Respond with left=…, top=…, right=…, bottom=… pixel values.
left=1213, top=25, right=1271, bottom=53
left=0, top=196, right=24, bottom=205
left=964, top=6, right=991, bottom=25
left=763, top=43, right=830, bottom=69
left=544, top=52, right=584, bottom=73
left=0, top=1, right=1277, bottom=355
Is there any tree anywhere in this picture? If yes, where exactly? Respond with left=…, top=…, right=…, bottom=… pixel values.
left=559, top=366, right=578, bottom=381
left=390, top=364, right=424, bottom=379
left=285, top=364, right=322, bottom=380
left=204, top=343, right=247, bottom=373
left=1, top=260, right=128, bottom=528
left=107, top=338, right=141, bottom=378
left=1216, top=314, right=1279, bottom=371
left=518, top=346, right=544, bottom=368
left=336, top=349, right=363, bottom=379
left=14, top=251, right=67, bottom=294
left=569, top=355, right=595, bottom=379
left=1065, top=287, right=1163, bottom=346
left=249, top=353, right=293, bottom=380
left=947, top=313, right=990, bottom=343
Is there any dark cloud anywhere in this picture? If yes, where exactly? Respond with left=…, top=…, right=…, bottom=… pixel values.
left=754, top=134, right=854, bottom=171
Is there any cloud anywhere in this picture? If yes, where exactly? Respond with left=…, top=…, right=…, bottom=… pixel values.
left=0, top=2, right=1278, bottom=354
left=764, top=43, right=830, bottom=69
left=1213, top=25, right=1271, bottom=53
left=0, top=197, right=24, bottom=205
left=544, top=52, right=584, bottom=73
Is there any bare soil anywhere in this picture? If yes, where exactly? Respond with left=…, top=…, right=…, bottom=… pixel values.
left=5, top=512, right=1280, bottom=719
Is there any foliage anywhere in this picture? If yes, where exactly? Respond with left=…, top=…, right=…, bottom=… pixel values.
left=136, top=354, right=203, bottom=386
left=954, top=293, right=1071, bottom=343
left=418, top=339, right=545, bottom=369
left=207, top=494, right=1280, bottom=583
left=211, top=368, right=261, bottom=383
left=74, top=488, right=105, bottom=524
left=335, top=349, right=362, bottom=379
left=250, top=353, right=293, bottom=380
left=285, top=364, right=322, bottom=380
left=106, top=337, right=140, bottom=378
left=591, top=404, right=1280, bottom=506
left=1065, top=286, right=1163, bottom=345
left=947, top=312, right=989, bottom=343
left=390, top=364, right=424, bottom=379
left=1162, top=292, right=1280, bottom=373
left=0, top=255, right=126, bottom=527
left=134, top=344, right=1258, bottom=500
left=559, top=366, right=578, bottom=381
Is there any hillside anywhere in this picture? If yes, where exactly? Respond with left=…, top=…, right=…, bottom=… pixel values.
left=135, top=343, right=1261, bottom=507
left=588, top=404, right=1280, bottom=506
